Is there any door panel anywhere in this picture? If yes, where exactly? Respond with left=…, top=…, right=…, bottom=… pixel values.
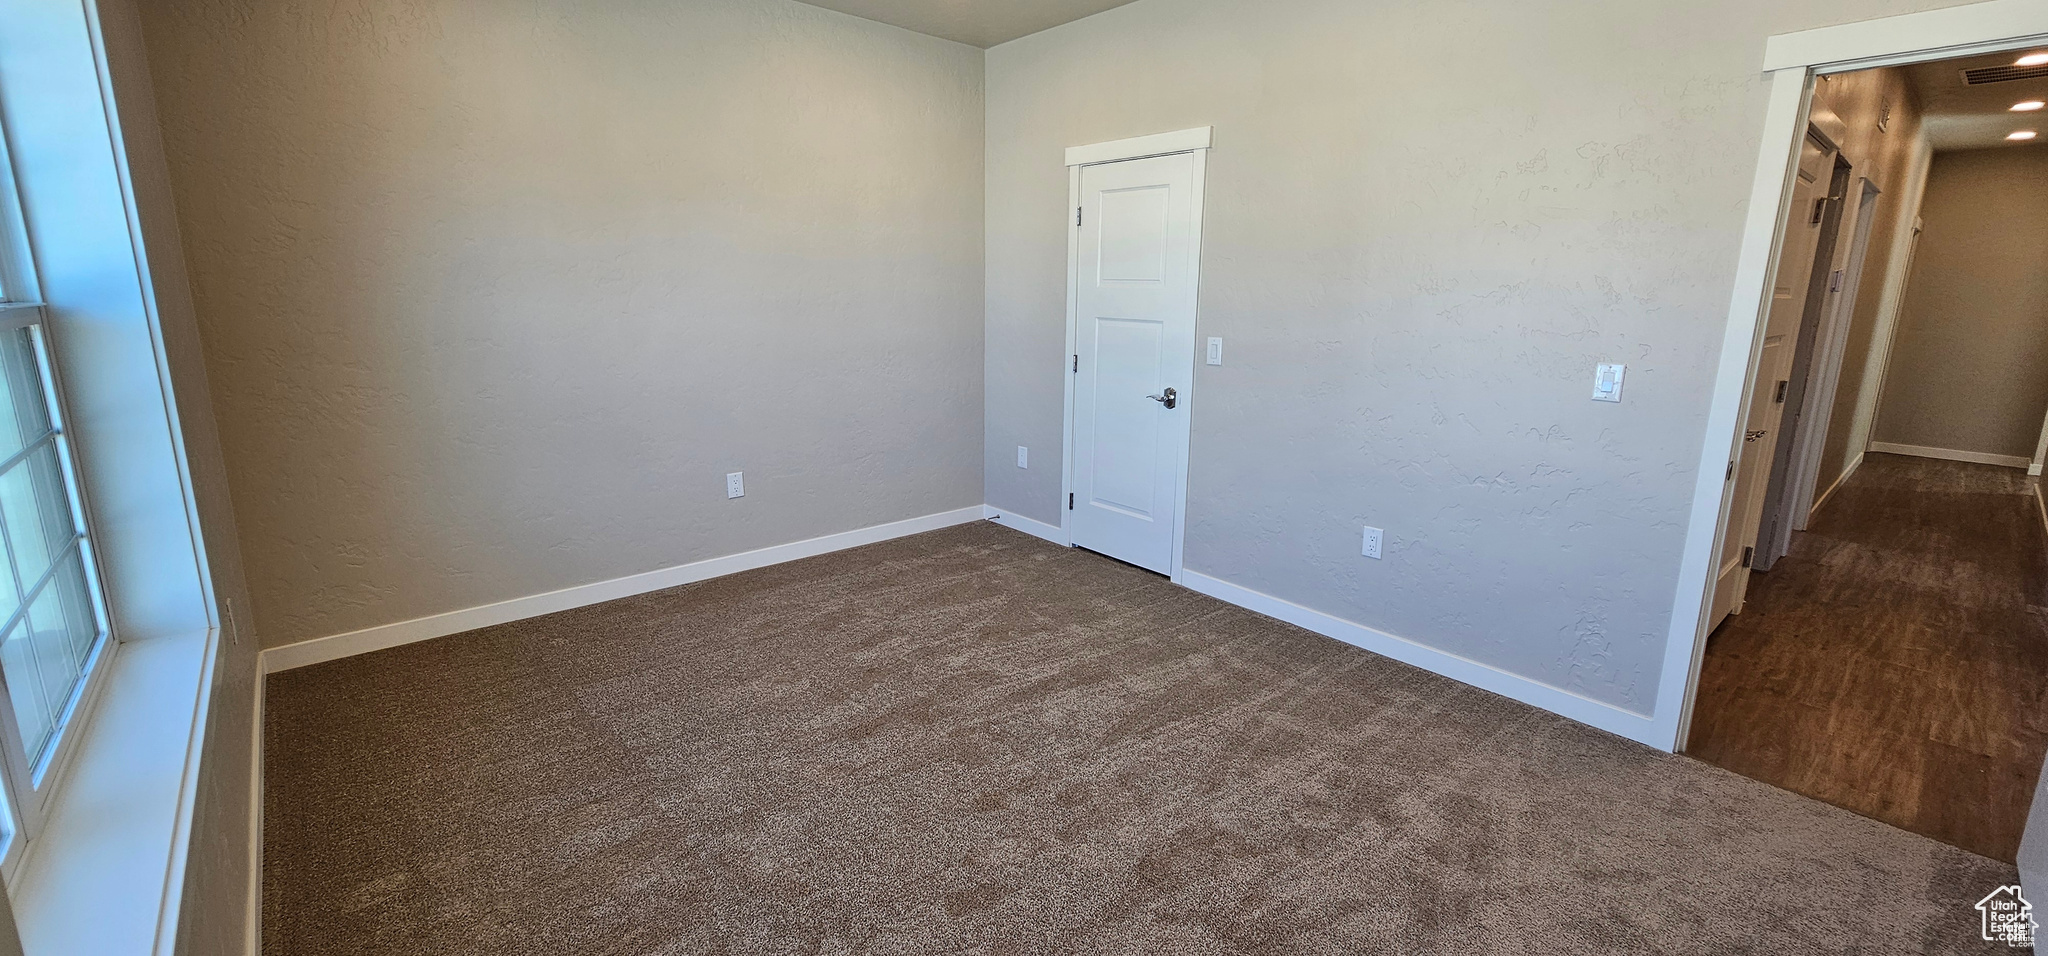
left=1071, top=153, right=1199, bottom=574
left=1711, top=130, right=1834, bottom=628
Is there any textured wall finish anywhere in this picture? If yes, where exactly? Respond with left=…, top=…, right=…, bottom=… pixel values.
left=138, top=0, right=986, bottom=649
left=1810, top=67, right=1929, bottom=494
left=984, top=0, right=1982, bottom=715
left=1874, top=145, right=2048, bottom=459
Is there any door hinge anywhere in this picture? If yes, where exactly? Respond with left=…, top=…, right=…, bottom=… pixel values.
left=1741, top=545, right=1754, bottom=568
left=1068, top=493, right=1075, bottom=510
left=1726, top=460, right=1736, bottom=481
left=1774, top=380, right=1789, bottom=403
left=1076, top=206, right=1083, bottom=227
left=1073, top=354, right=1079, bottom=373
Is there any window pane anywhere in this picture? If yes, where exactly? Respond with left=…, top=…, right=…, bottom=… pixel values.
left=0, top=443, right=71, bottom=590
left=0, top=619, right=51, bottom=763
left=0, top=328, right=50, bottom=461
left=23, top=554, right=91, bottom=762
left=47, top=555, right=95, bottom=670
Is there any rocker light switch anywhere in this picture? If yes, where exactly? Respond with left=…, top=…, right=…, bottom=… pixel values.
left=1592, top=363, right=1626, bottom=403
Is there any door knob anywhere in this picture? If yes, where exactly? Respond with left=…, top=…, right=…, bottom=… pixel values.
left=1147, top=387, right=1178, bottom=409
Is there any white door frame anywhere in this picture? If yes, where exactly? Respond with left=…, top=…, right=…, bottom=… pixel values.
left=1059, top=127, right=1211, bottom=584
left=1660, top=0, right=2048, bottom=751
left=1783, top=175, right=1880, bottom=538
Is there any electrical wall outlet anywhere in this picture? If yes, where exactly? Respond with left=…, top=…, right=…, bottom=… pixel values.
left=1017, top=445, right=1029, bottom=468
left=1362, top=526, right=1383, bottom=560
left=726, top=472, right=745, bottom=499
left=1207, top=337, right=1224, bottom=365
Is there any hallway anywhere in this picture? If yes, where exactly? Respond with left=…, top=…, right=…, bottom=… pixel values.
left=1689, top=453, right=2048, bottom=861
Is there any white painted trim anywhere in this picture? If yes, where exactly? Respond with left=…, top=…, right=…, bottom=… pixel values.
left=2031, top=391, right=2048, bottom=475
left=1868, top=441, right=2031, bottom=469
left=1180, top=571, right=1661, bottom=747
left=1785, top=177, right=1880, bottom=537
left=2035, top=481, right=2048, bottom=538
left=1661, top=67, right=1815, bottom=753
left=982, top=506, right=1066, bottom=546
left=261, top=506, right=985, bottom=673
left=1059, top=165, right=1081, bottom=550
left=1168, top=148, right=1206, bottom=587
left=1064, top=126, right=1211, bottom=167
left=244, top=671, right=262, bottom=956
left=1763, top=0, right=2048, bottom=71
left=1808, top=451, right=1862, bottom=521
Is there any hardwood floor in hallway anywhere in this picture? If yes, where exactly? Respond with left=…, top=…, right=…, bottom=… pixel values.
left=1689, top=453, right=2048, bottom=862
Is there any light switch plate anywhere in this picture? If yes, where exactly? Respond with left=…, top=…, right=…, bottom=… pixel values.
left=1016, top=445, right=1028, bottom=469
left=1362, top=526, right=1383, bottom=560
left=1207, top=337, right=1224, bottom=366
left=1592, top=363, right=1626, bottom=403
left=726, top=472, right=745, bottom=499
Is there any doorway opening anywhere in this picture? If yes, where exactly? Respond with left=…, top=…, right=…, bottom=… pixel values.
left=1683, top=43, right=2048, bottom=863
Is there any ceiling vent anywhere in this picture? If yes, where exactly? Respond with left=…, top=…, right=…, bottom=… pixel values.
left=1962, top=64, right=2048, bottom=85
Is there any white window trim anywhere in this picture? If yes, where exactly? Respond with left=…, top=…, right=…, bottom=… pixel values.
left=0, top=0, right=235, bottom=951
left=1656, top=0, right=2048, bottom=752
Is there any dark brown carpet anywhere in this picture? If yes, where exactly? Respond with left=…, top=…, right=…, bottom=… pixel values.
left=1691, top=452, right=2048, bottom=863
left=265, top=521, right=2017, bottom=955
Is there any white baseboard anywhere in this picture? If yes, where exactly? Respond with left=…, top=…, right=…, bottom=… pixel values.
left=2035, top=484, right=2048, bottom=541
left=260, top=505, right=986, bottom=674
left=1868, top=441, right=2029, bottom=469
left=1807, top=452, right=1862, bottom=522
left=982, top=505, right=1065, bottom=545
left=1178, top=570, right=1663, bottom=748
left=245, top=671, right=263, bottom=956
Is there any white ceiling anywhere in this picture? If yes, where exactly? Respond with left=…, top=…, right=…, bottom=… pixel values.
left=1907, top=47, right=2048, bottom=151
left=793, top=0, right=1143, bottom=47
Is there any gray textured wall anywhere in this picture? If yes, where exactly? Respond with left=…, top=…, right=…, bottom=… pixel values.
left=1812, top=68, right=1929, bottom=495
left=1873, top=146, right=2048, bottom=460
left=137, top=0, right=987, bottom=649
left=984, top=0, right=1976, bottom=715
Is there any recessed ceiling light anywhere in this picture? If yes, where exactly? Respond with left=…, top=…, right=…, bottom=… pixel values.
left=2010, top=130, right=2039, bottom=140
left=2020, top=53, right=2048, bottom=66
left=2016, top=101, right=2048, bottom=112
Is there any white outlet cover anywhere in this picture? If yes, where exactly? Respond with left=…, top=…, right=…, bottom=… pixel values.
left=726, top=472, right=745, bottom=499
left=1017, top=445, right=1028, bottom=468
left=1362, top=526, right=1383, bottom=560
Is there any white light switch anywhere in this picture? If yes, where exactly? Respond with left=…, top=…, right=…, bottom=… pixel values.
left=1592, top=363, right=1626, bottom=403
left=1016, top=445, right=1029, bottom=469
left=726, top=472, right=745, bottom=499
left=1207, top=337, right=1224, bottom=366
left=1362, top=526, right=1383, bottom=560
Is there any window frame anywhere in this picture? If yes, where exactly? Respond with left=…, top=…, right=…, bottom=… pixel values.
left=0, top=306, right=118, bottom=884
left=0, top=120, right=118, bottom=882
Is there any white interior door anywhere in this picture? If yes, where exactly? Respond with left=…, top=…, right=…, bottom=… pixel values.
left=1711, top=129, right=1835, bottom=628
left=1068, top=152, right=1200, bottom=574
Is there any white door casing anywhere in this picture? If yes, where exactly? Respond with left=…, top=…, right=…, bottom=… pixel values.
left=1065, top=147, right=1205, bottom=576
left=1786, top=178, right=1881, bottom=534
